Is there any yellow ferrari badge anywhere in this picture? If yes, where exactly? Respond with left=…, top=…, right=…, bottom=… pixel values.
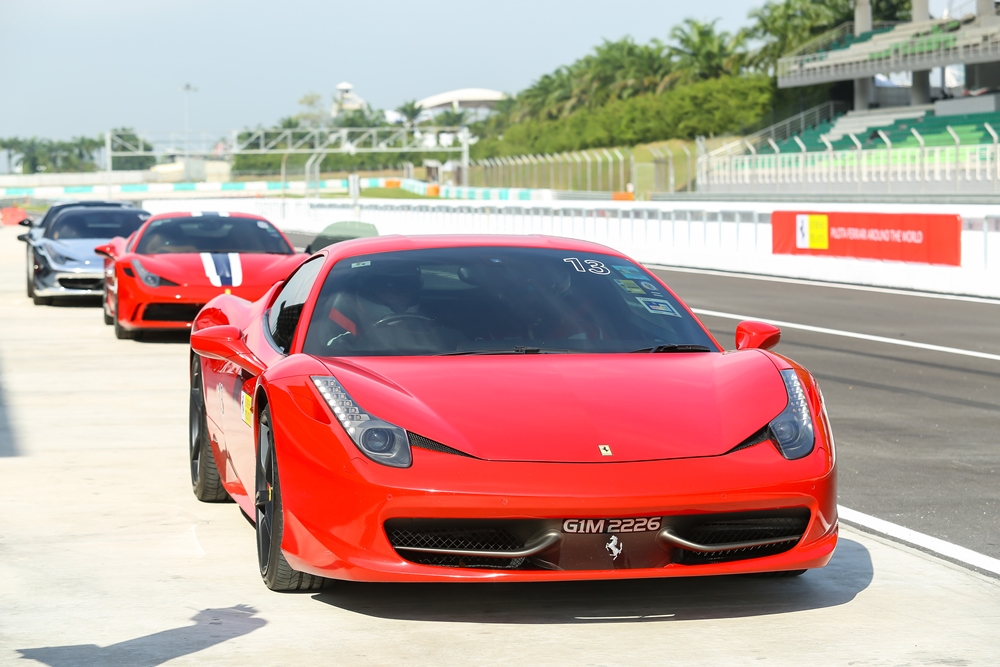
left=241, top=392, right=253, bottom=426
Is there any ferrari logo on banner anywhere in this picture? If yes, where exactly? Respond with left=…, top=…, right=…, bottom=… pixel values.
left=795, top=214, right=829, bottom=250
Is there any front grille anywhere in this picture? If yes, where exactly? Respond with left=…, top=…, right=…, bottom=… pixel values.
left=58, top=277, right=102, bottom=290
left=386, top=521, right=532, bottom=569
left=673, top=510, right=810, bottom=565
left=142, top=303, right=204, bottom=322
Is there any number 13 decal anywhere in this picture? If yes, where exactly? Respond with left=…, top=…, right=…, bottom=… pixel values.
left=563, top=257, right=611, bottom=275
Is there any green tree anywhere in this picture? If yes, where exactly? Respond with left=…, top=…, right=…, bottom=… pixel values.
left=667, top=19, right=747, bottom=84
left=395, top=100, right=423, bottom=127
left=297, top=92, right=328, bottom=128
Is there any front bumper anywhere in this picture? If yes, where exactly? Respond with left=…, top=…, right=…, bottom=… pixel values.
left=271, top=399, right=838, bottom=583
left=116, top=279, right=267, bottom=331
left=33, top=269, right=104, bottom=297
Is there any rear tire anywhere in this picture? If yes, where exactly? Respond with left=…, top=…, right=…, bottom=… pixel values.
left=26, top=249, right=36, bottom=299
left=190, top=356, right=229, bottom=502
left=114, top=295, right=133, bottom=340
left=256, top=404, right=326, bottom=592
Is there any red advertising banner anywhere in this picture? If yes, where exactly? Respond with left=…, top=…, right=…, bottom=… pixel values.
left=772, top=211, right=962, bottom=266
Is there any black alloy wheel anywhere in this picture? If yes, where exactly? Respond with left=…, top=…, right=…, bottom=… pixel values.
left=255, top=404, right=326, bottom=592
left=189, top=356, right=229, bottom=502
left=28, top=249, right=52, bottom=306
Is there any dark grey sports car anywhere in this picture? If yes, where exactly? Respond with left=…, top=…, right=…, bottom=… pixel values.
left=18, top=202, right=149, bottom=305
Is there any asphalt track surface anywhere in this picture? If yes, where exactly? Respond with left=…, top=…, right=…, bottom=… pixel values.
left=2, top=226, right=999, bottom=665
left=649, top=267, right=1000, bottom=561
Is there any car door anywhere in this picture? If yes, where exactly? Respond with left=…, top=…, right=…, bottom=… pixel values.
left=223, top=257, right=326, bottom=490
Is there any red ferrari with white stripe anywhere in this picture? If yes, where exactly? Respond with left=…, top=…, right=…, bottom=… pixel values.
left=97, top=211, right=304, bottom=340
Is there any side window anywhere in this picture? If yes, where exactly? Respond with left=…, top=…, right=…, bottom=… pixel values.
left=267, top=257, right=324, bottom=353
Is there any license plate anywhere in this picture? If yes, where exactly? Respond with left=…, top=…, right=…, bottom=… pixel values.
left=562, top=517, right=662, bottom=534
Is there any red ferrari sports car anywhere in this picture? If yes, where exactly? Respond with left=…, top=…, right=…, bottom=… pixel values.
left=188, top=234, right=837, bottom=591
left=96, top=211, right=305, bottom=339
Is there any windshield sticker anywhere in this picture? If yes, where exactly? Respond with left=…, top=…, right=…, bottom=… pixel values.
left=636, top=297, right=681, bottom=317
left=256, top=221, right=268, bottom=228
left=640, top=281, right=659, bottom=292
left=612, top=265, right=646, bottom=280
left=614, top=279, right=645, bottom=294
left=351, top=261, right=371, bottom=268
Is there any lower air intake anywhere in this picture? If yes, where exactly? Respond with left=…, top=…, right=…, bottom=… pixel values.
left=142, top=303, right=204, bottom=322
left=58, top=278, right=102, bottom=291
left=672, top=510, right=810, bottom=565
left=386, top=521, right=532, bottom=569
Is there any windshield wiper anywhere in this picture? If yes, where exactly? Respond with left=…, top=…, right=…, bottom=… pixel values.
left=629, top=344, right=713, bottom=353
left=438, top=346, right=577, bottom=356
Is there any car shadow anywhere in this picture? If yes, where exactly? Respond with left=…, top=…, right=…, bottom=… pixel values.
left=312, top=538, right=872, bottom=624
left=49, top=296, right=103, bottom=308
left=16, top=605, right=265, bottom=667
left=136, top=331, right=192, bottom=345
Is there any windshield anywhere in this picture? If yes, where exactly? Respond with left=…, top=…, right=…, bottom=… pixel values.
left=44, top=209, right=149, bottom=240
left=134, top=215, right=293, bottom=255
left=302, top=246, right=718, bottom=357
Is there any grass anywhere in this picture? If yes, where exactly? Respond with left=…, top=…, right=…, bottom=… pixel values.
left=360, top=187, right=433, bottom=199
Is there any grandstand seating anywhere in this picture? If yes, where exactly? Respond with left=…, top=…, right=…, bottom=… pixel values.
left=755, top=106, right=1000, bottom=154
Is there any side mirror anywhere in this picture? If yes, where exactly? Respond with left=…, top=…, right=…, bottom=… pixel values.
left=94, top=243, right=115, bottom=259
left=735, top=320, right=781, bottom=351
left=18, top=218, right=32, bottom=227
left=191, top=325, right=266, bottom=376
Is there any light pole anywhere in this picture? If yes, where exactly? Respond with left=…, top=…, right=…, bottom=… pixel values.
left=181, top=83, right=198, bottom=159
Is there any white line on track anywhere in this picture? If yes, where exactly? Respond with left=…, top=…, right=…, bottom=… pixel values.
left=691, top=308, right=1000, bottom=362
left=647, top=264, right=1000, bottom=306
left=839, top=506, right=1000, bottom=577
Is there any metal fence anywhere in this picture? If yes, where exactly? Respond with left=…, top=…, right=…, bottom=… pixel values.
left=699, top=143, right=1000, bottom=195
left=470, top=149, right=634, bottom=192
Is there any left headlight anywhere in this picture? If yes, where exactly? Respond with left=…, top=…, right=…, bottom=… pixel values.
left=311, top=376, right=412, bottom=468
left=768, top=369, right=815, bottom=460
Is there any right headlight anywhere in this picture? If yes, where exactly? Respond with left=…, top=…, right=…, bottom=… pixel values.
left=130, top=259, right=178, bottom=287
left=311, top=376, right=412, bottom=468
left=769, top=369, right=815, bottom=460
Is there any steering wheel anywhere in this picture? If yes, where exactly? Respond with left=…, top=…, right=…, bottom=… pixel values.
left=371, top=313, right=435, bottom=328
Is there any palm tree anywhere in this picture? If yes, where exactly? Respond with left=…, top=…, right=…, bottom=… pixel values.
left=395, top=100, right=423, bottom=127
left=667, top=19, right=747, bottom=84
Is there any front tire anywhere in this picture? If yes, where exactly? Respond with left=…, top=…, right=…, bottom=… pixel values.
left=103, top=285, right=114, bottom=325
left=114, top=295, right=133, bottom=340
left=256, top=404, right=326, bottom=592
left=190, top=356, right=229, bottom=502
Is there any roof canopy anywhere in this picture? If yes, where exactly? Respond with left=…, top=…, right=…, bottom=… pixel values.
left=416, top=88, right=506, bottom=110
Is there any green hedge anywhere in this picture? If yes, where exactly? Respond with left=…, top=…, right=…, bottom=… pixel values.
left=473, top=75, right=774, bottom=157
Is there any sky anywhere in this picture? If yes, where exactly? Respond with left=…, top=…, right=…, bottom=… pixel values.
left=0, top=0, right=779, bottom=139
left=0, top=0, right=959, bottom=141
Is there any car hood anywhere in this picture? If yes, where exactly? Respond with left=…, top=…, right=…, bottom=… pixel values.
left=319, top=351, right=788, bottom=463
left=45, top=238, right=107, bottom=266
left=128, top=253, right=302, bottom=287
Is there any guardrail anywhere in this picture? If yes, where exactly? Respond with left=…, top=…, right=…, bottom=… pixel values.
left=140, top=197, right=1000, bottom=299
left=698, top=143, right=1000, bottom=196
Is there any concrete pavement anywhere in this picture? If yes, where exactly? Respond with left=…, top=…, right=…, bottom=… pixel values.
left=2, top=227, right=999, bottom=666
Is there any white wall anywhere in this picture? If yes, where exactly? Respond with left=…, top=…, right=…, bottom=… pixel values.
left=142, top=197, right=1000, bottom=299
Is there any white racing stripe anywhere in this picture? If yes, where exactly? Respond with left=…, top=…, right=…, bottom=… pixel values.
left=839, top=505, right=1000, bottom=576
left=200, top=252, right=222, bottom=287
left=691, top=308, right=1000, bottom=362
left=229, top=253, right=243, bottom=287
left=648, top=264, right=1000, bottom=306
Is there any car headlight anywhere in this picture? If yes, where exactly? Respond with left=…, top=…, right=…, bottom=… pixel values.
left=130, top=259, right=179, bottom=287
left=44, top=244, right=73, bottom=266
left=311, top=376, right=412, bottom=468
left=769, top=369, right=815, bottom=460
